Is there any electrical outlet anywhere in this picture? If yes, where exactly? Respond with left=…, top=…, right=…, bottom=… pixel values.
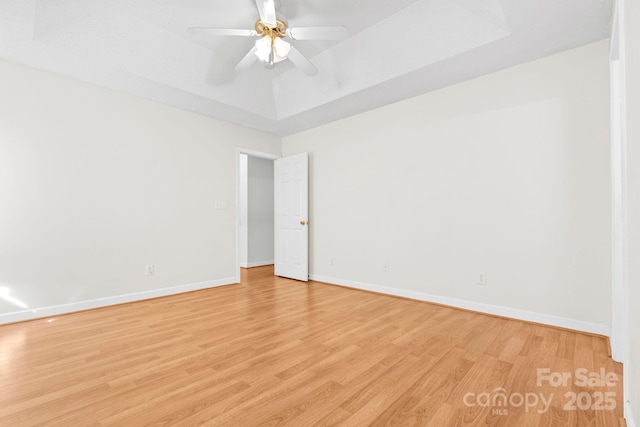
left=478, top=272, right=487, bottom=285
left=383, top=263, right=390, bottom=272
left=146, top=264, right=155, bottom=276
left=330, top=257, right=335, bottom=266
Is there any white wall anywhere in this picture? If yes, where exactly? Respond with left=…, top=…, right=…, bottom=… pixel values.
left=0, top=59, right=280, bottom=321
left=623, top=0, right=640, bottom=423
left=247, top=156, right=274, bottom=267
left=283, top=40, right=611, bottom=331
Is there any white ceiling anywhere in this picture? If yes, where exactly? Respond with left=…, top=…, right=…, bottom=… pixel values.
left=0, top=0, right=613, bottom=136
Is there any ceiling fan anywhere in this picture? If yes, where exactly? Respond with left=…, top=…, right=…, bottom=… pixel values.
left=188, top=0, right=349, bottom=76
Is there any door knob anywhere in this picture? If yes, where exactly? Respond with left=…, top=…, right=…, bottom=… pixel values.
left=300, top=220, right=307, bottom=225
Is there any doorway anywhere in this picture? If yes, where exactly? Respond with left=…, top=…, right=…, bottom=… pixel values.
left=235, top=149, right=309, bottom=283
left=236, top=149, right=278, bottom=282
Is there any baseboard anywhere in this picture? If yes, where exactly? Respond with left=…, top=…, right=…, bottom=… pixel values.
left=309, top=274, right=611, bottom=337
left=0, top=277, right=237, bottom=325
left=243, top=260, right=274, bottom=268
left=627, top=401, right=637, bottom=427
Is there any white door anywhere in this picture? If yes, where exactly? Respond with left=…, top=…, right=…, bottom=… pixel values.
left=274, top=152, right=309, bottom=281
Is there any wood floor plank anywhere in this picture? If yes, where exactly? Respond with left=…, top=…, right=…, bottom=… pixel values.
left=0, top=266, right=624, bottom=426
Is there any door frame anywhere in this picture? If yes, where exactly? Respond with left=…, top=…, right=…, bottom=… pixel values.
left=609, top=0, right=627, bottom=366
left=235, top=148, right=280, bottom=283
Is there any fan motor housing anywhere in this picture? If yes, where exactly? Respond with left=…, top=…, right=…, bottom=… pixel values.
left=255, top=19, right=288, bottom=38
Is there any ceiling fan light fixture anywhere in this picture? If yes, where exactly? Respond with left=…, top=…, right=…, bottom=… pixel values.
left=192, top=11, right=329, bottom=75
left=254, top=35, right=272, bottom=62
left=254, top=33, right=290, bottom=64
left=273, top=37, right=291, bottom=61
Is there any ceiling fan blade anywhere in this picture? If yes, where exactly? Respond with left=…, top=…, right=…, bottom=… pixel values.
left=235, top=46, right=259, bottom=71
left=255, top=0, right=277, bottom=27
left=287, top=45, right=318, bottom=76
left=188, top=28, right=257, bottom=37
left=286, top=26, right=349, bottom=41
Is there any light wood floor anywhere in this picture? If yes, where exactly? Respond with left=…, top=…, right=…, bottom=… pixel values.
left=0, top=266, right=624, bottom=426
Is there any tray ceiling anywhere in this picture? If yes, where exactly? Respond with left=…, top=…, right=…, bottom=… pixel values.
left=0, top=0, right=613, bottom=136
